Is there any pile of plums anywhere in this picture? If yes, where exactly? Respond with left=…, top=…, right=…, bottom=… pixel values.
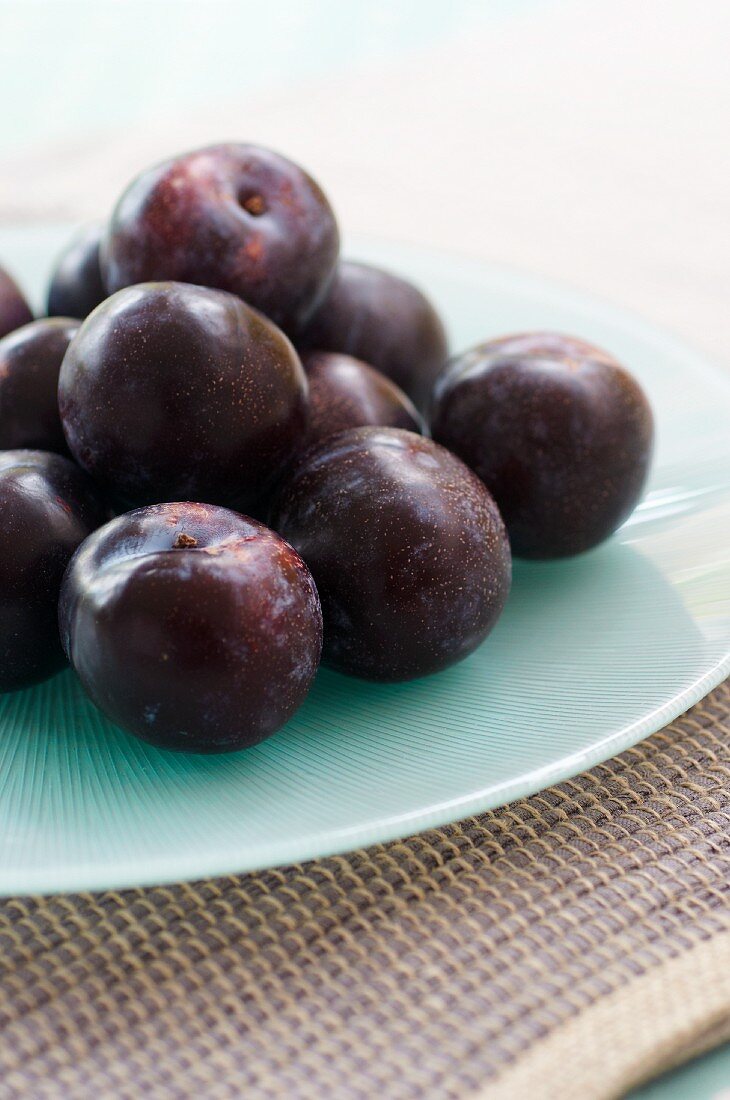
left=0, top=142, right=654, bottom=753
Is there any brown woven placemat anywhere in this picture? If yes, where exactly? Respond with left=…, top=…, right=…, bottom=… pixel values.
left=1, top=682, right=729, bottom=1099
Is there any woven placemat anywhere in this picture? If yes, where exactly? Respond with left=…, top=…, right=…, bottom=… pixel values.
left=1, top=682, right=729, bottom=1099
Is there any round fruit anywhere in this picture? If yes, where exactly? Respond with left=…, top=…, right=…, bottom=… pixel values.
left=298, top=260, right=447, bottom=411
left=301, top=350, right=424, bottom=451
left=60, top=502, right=323, bottom=752
left=271, top=427, right=511, bottom=681
left=0, top=450, right=107, bottom=693
left=103, top=143, right=340, bottom=334
left=431, top=332, right=654, bottom=558
left=0, top=264, right=33, bottom=340
left=58, top=281, right=307, bottom=510
left=47, top=224, right=106, bottom=319
left=0, top=318, right=80, bottom=453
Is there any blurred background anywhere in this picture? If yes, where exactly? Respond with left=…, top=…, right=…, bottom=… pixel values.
left=1, top=0, right=728, bottom=367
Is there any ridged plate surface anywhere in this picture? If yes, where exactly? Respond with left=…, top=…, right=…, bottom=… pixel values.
left=1, top=228, right=729, bottom=895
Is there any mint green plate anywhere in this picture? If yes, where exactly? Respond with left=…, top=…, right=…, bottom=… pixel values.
left=1, top=227, right=729, bottom=896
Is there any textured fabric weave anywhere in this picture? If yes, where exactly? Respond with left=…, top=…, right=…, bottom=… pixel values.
left=1, top=682, right=729, bottom=1099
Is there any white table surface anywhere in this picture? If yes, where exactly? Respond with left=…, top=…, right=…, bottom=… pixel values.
left=1, top=0, right=728, bottom=369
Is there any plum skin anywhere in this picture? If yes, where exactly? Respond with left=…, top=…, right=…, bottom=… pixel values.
left=301, top=351, right=425, bottom=451
left=0, top=450, right=107, bottom=693
left=270, top=427, right=511, bottom=681
left=298, top=261, right=448, bottom=412
left=0, top=318, right=80, bottom=453
left=47, top=224, right=106, bottom=319
left=58, top=281, right=307, bottom=511
left=0, top=264, right=33, bottom=340
left=103, top=143, right=340, bottom=335
left=60, top=502, right=323, bottom=752
left=430, top=332, right=655, bottom=559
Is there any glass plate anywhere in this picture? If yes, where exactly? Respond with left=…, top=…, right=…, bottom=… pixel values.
left=1, top=227, right=728, bottom=895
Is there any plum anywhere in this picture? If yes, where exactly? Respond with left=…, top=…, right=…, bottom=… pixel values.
left=431, top=332, right=654, bottom=558
left=58, top=281, right=307, bottom=511
left=103, top=143, right=339, bottom=334
left=0, top=449, right=107, bottom=692
left=0, top=264, right=33, bottom=340
left=271, top=427, right=511, bottom=681
left=0, top=318, right=80, bottom=453
left=60, top=502, right=322, bottom=752
left=47, top=224, right=106, bottom=319
left=298, top=261, right=448, bottom=411
left=301, top=351, right=424, bottom=451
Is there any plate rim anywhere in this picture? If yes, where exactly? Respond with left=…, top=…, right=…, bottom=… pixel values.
left=3, top=653, right=728, bottom=897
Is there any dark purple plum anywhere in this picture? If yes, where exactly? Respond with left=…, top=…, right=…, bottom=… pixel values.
left=298, top=261, right=448, bottom=411
left=301, top=351, right=424, bottom=451
left=103, top=143, right=340, bottom=334
left=47, top=224, right=106, bottom=319
left=60, top=502, right=322, bottom=752
left=271, top=427, right=511, bottom=681
left=0, top=318, right=80, bottom=453
left=431, top=332, right=654, bottom=559
left=58, top=281, right=307, bottom=510
left=0, top=450, right=107, bottom=692
left=0, top=264, right=33, bottom=340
